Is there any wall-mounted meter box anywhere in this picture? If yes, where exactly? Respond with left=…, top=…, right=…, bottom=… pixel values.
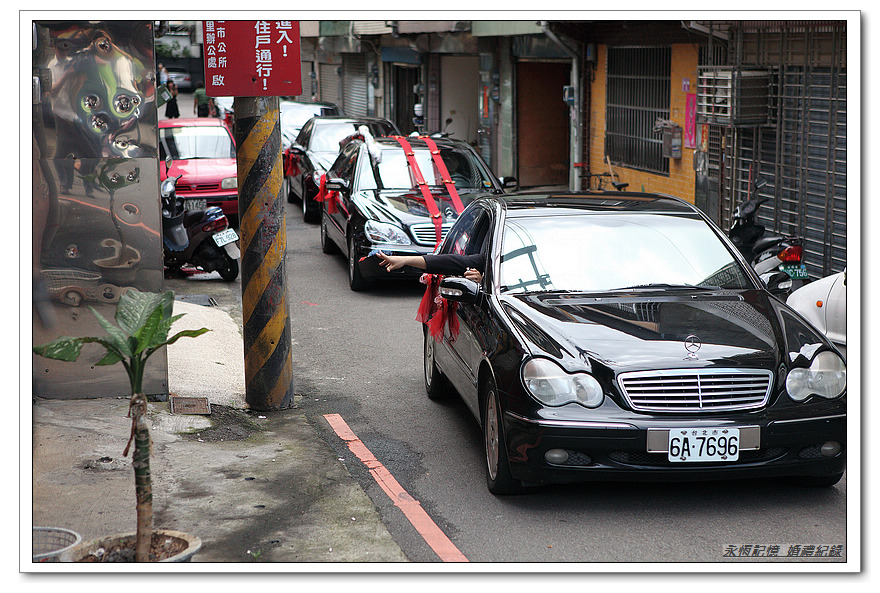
left=661, top=123, right=683, bottom=159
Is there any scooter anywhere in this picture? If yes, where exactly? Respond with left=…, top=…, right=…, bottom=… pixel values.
left=162, top=157, right=240, bottom=281
left=728, top=176, right=808, bottom=293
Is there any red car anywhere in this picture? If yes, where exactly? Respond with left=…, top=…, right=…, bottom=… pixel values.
left=159, top=118, right=238, bottom=221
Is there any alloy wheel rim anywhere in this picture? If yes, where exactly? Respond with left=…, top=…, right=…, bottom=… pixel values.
left=485, top=390, right=499, bottom=481
left=424, top=336, right=433, bottom=388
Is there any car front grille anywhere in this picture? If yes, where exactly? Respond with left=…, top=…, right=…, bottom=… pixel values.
left=409, top=223, right=452, bottom=246
left=617, top=369, right=773, bottom=413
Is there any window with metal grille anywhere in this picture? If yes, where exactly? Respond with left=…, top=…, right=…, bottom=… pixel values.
left=605, top=47, right=671, bottom=175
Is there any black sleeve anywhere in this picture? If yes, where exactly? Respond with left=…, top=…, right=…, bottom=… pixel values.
left=422, top=253, right=485, bottom=276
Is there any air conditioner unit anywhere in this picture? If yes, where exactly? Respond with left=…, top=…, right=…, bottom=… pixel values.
left=697, top=68, right=772, bottom=127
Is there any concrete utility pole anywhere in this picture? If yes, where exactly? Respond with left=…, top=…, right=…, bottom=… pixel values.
left=233, top=96, right=294, bottom=411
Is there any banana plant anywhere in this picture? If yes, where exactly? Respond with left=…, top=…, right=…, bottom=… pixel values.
left=33, top=289, right=208, bottom=562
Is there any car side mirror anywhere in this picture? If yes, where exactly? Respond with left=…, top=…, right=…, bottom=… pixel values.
left=439, top=276, right=480, bottom=304
left=501, top=176, right=518, bottom=190
left=325, top=177, right=349, bottom=192
left=760, top=271, right=793, bottom=298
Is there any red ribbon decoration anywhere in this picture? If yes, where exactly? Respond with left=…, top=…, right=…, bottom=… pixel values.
left=417, top=274, right=459, bottom=341
left=419, top=136, right=466, bottom=214
left=314, top=173, right=338, bottom=214
left=392, top=136, right=444, bottom=246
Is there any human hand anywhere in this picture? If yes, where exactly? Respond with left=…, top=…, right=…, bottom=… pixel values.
left=377, top=252, right=404, bottom=272
left=464, top=267, right=482, bottom=283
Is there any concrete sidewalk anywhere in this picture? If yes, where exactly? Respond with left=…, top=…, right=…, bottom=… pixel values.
left=30, top=300, right=408, bottom=564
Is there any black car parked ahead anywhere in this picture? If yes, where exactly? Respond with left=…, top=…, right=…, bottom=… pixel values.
left=423, top=192, right=846, bottom=494
left=321, top=134, right=515, bottom=290
left=284, top=116, right=399, bottom=222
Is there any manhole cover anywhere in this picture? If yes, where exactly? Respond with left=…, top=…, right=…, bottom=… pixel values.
left=170, top=396, right=211, bottom=415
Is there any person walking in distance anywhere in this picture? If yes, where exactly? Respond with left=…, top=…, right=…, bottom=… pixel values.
left=164, top=80, right=180, bottom=119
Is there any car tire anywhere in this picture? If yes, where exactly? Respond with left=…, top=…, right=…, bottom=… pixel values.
left=347, top=235, right=369, bottom=291
left=321, top=212, right=338, bottom=255
left=283, top=176, right=294, bottom=204
left=302, top=180, right=320, bottom=223
left=423, top=326, right=451, bottom=400
left=482, top=376, right=522, bottom=495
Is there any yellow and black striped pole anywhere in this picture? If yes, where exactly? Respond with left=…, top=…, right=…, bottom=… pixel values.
left=233, top=96, right=294, bottom=411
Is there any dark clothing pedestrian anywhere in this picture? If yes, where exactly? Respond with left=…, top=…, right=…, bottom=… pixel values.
left=194, top=83, right=210, bottom=117
left=164, top=82, right=180, bottom=118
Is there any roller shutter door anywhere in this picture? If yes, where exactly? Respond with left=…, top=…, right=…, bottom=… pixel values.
left=319, top=62, right=340, bottom=105
left=342, top=54, right=368, bottom=117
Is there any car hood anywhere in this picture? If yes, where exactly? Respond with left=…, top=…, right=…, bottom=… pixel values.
left=500, top=289, right=832, bottom=375
left=354, top=189, right=484, bottom=227
left=164, top=158, right=237, bottom=185
left=307, top=152, right=338, bottom=172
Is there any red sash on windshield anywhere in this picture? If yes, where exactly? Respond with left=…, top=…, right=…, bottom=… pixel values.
left=393, top=136, right=444, bottom=246
left=419, top=136, right=466, bottom=214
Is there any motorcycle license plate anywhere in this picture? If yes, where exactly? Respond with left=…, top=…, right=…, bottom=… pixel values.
left=184, top=198, right=207, bottom=211
left=213, top=228, right=239, bottom=247
left=667, top=427, right=740, bottom=462
left=781, top=263, right=809, bottom=279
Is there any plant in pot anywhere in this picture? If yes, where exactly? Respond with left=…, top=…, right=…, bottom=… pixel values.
left=33, top=289, right=208, bottom=562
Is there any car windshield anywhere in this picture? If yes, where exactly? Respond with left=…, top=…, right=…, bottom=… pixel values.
left=160, top=126, right=235, bottom=160
left=281, top=104, right=338, bottom=148
left=310, top=121, right=395, bottom=153
left=498, top=212, right=752, bottom=293
left=358, top=145, right=494, bottom=191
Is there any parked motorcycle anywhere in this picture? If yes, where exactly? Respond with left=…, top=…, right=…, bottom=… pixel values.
left=162, top=157, right=240, bottom=281
left=728, top=176, right=808, bottom=293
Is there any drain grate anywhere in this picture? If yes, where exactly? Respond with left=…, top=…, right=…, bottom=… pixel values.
left=174, top=294, right=218, bottom=307
left=170, top=396, right=211, bottom=415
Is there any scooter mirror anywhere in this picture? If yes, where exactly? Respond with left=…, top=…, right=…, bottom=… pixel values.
left=165, top=155, right=173, bottom=170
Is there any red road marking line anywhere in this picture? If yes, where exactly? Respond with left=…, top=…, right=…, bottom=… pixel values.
left=323, top=413, right=468, bottom=563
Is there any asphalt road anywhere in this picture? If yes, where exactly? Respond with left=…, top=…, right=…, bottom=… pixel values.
left=165, top=193, right=848, bottom=567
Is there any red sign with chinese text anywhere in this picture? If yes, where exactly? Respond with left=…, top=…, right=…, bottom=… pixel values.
left=203, top=20, right=302, bottom=97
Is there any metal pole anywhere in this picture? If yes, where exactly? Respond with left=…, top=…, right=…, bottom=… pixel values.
left=233, top=96, right=294, bottom=411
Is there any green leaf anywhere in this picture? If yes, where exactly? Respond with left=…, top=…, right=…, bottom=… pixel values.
left=95, top=348, right=124, bottom=366
left=90, top=307, right=133, bottom=358
left=165, top=327, right=210, bottom=346
left=33, top=336, right=89, bottom=361
left=115, top=290, right=173, bottom=337
left=133, top=305, right=164, bottom=354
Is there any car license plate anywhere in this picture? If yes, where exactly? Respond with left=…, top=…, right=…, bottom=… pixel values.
left=668, top=427, right=739, bottom=462
left=213, top=228, right=239, bottom=247
left=184, top=198, right=207, bottom=211
left=781, top=263, right=809, bottom=279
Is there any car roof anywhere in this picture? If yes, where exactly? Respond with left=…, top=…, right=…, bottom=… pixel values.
left=311, top=115, right=393, bottom=124
left=159, top=117, right=228, bottom=129
left=481, top=192, right=702, bottom=216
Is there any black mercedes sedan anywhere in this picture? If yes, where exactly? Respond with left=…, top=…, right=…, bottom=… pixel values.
left=423, top=192, right=846, bottom=494
left=284, top=116, right=400, bottom=222
left=320, top=134, right=515, bottom=290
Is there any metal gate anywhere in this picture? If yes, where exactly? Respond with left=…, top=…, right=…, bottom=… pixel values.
left=342, top=54, right=368, bottom=117
left=319, top=62, right=340, bottom=105
left=715, top=23, right=847, bottom=279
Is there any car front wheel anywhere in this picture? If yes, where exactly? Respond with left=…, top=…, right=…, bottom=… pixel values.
left=347, top=235, right=369, bottom=291
left=483, top=376, right=522, bottom=495
left=424, top=326, right=451, bottom=400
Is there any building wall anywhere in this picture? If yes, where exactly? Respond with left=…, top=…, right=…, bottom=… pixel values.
left=589, top=43, right=699, bottom=203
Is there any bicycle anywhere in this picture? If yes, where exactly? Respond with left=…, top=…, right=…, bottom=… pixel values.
left=574, top=164, right=629, bottom=191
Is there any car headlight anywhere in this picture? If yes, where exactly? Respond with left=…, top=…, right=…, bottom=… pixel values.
left=221, top=177, right=237, bottom=190
left=521, top=358, right=604, bottom=408
left=364, top=220, right=412, bottom=246
left=786, top=350, right=846, bottom=401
